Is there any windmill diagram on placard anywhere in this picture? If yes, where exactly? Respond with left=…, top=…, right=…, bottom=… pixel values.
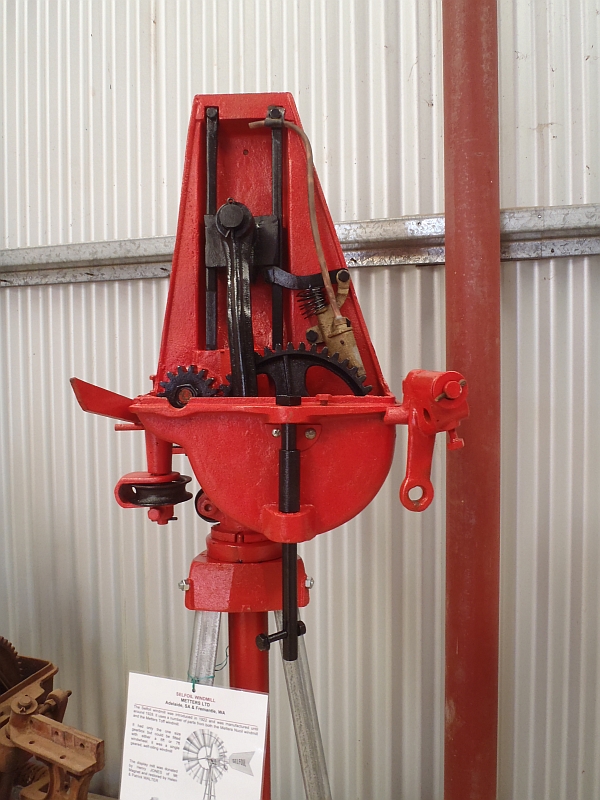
left=182, top=728, right=255, bottom=800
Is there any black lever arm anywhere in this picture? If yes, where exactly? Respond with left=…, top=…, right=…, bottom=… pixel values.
left=215, top=201, right=258, bottom=397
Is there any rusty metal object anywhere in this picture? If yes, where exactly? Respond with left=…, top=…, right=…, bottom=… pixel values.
left=0, top=639, right=24, bottom=695
left=0, top=641, right=104, bottom=800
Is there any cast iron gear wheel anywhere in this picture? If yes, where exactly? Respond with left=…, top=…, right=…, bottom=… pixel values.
left=0, top=636, right=24, bottom=694
left=158, top=366, right=218, bottom=408
left=254, top=342, right=372, bottom=397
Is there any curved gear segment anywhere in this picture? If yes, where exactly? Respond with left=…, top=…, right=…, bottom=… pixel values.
left=0, top=636, right=24, bottom=694
left=255, top=343, right=372, bottom=397
left=158, top=366, right=219, bottom=408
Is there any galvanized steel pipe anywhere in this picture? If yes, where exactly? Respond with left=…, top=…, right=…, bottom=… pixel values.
left=275, top=610, right=332, bottom=800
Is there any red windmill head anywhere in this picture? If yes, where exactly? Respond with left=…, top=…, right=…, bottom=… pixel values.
left=71, top=93, right=469, bottom=535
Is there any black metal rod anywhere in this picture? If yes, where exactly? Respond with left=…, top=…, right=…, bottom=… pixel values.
left=279, top=424, right=300, bottom=512
left=256, top=407, right=305, bottom=655
left=205, top=107, right=219, bottom=350
left=280, top=421, right=300, bottom=661
left=282, top=543, right=298, bottom=661
left=270, top=106, right=285, bottom=349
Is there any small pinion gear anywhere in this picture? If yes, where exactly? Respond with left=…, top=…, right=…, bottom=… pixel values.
left=158, top=366, right=218, bottom=408
left=255, top=342, right=372, bottom=397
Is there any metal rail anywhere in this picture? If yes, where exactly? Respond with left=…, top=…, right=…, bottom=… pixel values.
left=0, top=203, right=598, bottom=286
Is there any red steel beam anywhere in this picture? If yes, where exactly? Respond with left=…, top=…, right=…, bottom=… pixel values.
left=442, top=1, right=501, bottom=799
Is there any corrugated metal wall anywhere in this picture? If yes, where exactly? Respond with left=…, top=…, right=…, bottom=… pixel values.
left=0, top=1, right=599, bottom=799
left=0, top=0, right=444, bottom=248
left=498, top=1, right=600, bottom=798
left=499, top=255, right=600, bottom=800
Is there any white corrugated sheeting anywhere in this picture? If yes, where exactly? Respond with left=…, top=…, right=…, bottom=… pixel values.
left=499, top=255, right=600, bottom=800
left=0, top=1, right=599, bottom=799
left=0, top=0, right=443, bottom=248
left=498, top=1, right=600, bottom=798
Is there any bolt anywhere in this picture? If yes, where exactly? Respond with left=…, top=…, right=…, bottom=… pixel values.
left=206, top=107, right=218, bottom=119
left=443, top=380, right=462, bottom=400
left=269, top=108, right=282, bottom=119
left=255, top=633, right=271, bottom=652
left=176, top=387, right=194, bottom=405
left=305, top=577, right=314, bottom=589
left=17, top=695, right=34, bottom=711
left=217, top=202, right=245, bottom=230
left=178, top=579, right=190, bottom=592
left=272, top=428, right=281, bottom=437
left=305, top=429, right=317, bottom=440
left=306, top=330, right=319, bottom=343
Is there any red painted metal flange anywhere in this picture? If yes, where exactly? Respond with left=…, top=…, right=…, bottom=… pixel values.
left=186, top=553, right=309, bottom=613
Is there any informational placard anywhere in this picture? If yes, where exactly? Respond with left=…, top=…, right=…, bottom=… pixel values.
left=120, top=673, right=268, bottom=800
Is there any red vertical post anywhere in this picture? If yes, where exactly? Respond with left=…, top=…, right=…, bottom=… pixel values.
left=442, top=2, right=501, bottom=799
left=228, top=612, right=271, bottom=800
left=228, top=612, right=270, bottom=693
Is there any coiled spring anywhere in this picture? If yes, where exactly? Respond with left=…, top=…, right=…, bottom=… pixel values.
left=297, top=286, right=327, bottom=318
